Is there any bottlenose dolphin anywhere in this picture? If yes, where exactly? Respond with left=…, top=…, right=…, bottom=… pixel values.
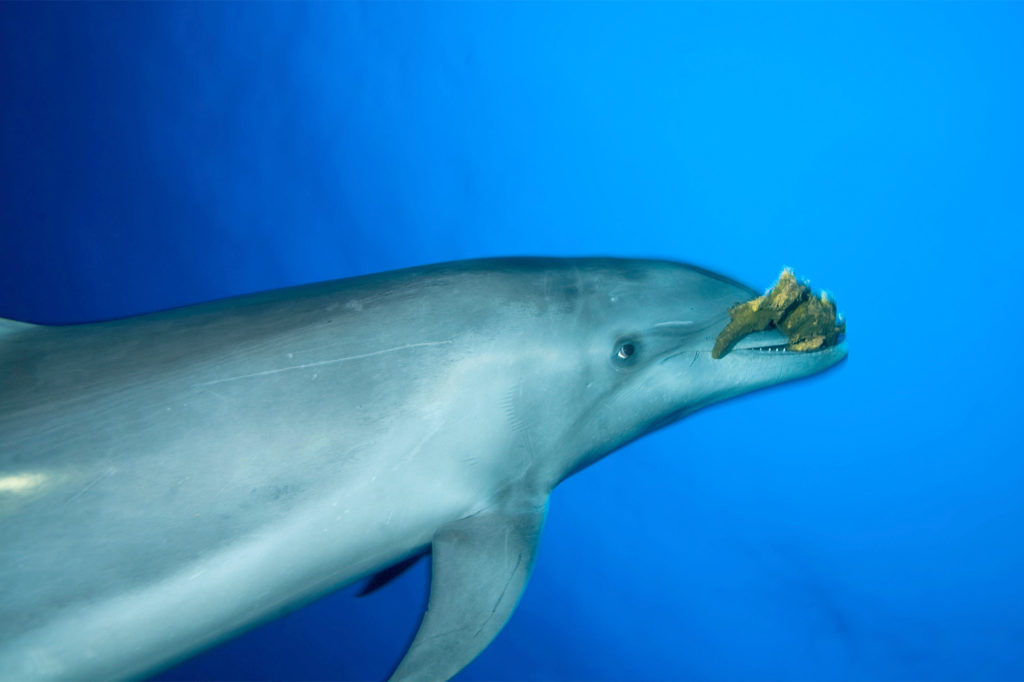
left=0, top=257, right=847, bottom=681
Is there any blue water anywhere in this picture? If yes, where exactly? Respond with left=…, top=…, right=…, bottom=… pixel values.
left=2, top=2, right=1022, bottom=680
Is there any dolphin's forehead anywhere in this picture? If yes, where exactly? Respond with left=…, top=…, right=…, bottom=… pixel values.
left=570, top=258, right=757, bottom=325
left=572, top=258, right=753, bottom=295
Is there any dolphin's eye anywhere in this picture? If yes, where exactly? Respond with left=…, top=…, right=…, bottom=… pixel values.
left=611, top=338, right=640, bottom=368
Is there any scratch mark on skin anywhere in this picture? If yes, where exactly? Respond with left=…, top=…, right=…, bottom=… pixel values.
left=659, top=348, right=709, bottom=367
left=653, top=320, right=694, bottom=328
left=65, top=468, right=114, bottom=505
left=474, top=552, right=523, bottom=638
left=192, top=341, right=453, bottom=388
left=402, top=420, right=445, bottom=467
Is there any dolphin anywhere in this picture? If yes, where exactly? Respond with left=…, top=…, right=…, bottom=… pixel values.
left=0, top=257, right=847, bottom=681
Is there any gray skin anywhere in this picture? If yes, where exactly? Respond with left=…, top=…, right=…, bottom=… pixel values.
left=0, top=257, right=847, bottom=681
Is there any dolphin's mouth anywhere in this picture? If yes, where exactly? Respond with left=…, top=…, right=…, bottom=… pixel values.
left=731, top=328, right=847, bottom=355
left=738, top=340, right=845, bottom=354
left=727, top=329, right=791, bottom=353
left=713, top=269, right=845, bottom=360
left=745, top=343, right=792, bottom=353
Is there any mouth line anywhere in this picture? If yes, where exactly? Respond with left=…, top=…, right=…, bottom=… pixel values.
left=732, top=339, right=846, bottom=355
left=658, top=339, right=845, bottom=365
left=741, top=344, right=793, bottom=353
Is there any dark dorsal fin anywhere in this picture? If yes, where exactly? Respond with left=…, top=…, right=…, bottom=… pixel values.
left=357, top=550, right=429, bottom=597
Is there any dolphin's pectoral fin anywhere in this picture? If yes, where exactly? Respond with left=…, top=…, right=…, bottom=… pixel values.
left=388, top=498, right=548, bottom=682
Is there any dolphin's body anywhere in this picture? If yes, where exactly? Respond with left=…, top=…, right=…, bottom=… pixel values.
left=0, top=258, right=846, bottom=681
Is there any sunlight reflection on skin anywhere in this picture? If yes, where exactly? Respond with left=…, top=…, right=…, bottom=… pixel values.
left=0, top=472, right=48, bottom=494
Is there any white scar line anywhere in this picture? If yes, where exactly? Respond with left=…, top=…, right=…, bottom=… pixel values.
left=193, top=340, right=453, bottom=388
left=653, top=320, right=694, bottom=327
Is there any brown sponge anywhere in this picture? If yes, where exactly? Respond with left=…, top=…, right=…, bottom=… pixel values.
left=712, top=269, right=845, bottom=359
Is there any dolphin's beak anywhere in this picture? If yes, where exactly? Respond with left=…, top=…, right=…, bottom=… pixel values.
left=678, top=267, right=849, bottom=390
left=711, top=269, right=846, bottom=360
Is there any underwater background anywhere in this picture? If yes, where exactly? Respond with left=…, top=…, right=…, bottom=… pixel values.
left=1, top=2, right=1022, bottom=680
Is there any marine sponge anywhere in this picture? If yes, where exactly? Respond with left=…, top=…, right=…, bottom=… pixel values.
left=712, top=269, right=845, bottom=359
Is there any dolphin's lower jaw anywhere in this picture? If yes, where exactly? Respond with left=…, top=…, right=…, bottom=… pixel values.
left=696, top=341, right=849, bottom=409
left=0, top=257, right=847, bottom=682
left=727, top=340, right=848, bottom=372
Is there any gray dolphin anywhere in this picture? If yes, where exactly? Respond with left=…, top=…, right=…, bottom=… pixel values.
left=0, top=257, right=847, bottom=681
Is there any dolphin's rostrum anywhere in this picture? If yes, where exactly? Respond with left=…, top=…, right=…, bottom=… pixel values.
left=0, top=257, right=847, bottom=681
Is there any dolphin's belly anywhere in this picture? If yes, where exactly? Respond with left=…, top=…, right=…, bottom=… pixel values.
left=0, top=479, right=439, bottom=681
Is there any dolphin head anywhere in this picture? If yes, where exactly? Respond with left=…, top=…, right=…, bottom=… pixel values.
left=535, top=258, right=848, bottom=485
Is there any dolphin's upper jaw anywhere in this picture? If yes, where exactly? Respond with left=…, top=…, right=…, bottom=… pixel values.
left=724, top=328, right=843, bottom=355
